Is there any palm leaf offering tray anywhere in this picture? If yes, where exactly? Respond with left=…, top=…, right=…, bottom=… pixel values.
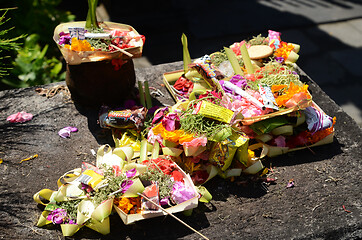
left=160, top=30, right=335, bottom=176
left=34, top=146, right=199, bottom=236
left=34, top=29, right=335, bottom=238
left=54, top=21, right=144, bottom=65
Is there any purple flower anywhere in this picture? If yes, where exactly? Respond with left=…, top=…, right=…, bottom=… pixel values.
left=162, top=113, right=180, bottom=131
left=81, top=183, right=93, bottom=193
left=171, top=181, right=195, bottom=204
left=229, top=74, right=244, bottom=82
left=47, top=208, right=67, bottom=224
left=126, top=168, right=137, bottom=178
left=274, top=135, right=286, bottom=147
left=275, top=57, right=284, bottom=63
left=58, top=126, right=78, bottom=138
left=152, top=107, right=168, bottom=125
left=120, top=180, right=133, bottom=193
left=58, top=32, right=71, bottom=45
left=68, top=219, right=77, bottom=225
left=160, top=197, right=170, bottom=206
left=220, top=75, right=248, bottom=97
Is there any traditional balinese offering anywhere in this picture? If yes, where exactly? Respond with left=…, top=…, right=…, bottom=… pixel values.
left=34, top=144, right=199, bottom=236
left=35, top=29, right=336, bottom=237
left=53, top=0, right=144, bottom=106
left=160, top=30, right=335, bottom=181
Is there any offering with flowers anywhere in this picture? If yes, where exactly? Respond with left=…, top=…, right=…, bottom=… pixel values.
left=54, top=0, right=145, bottom=65
left=34, top=28, right=336, bottom=237
left=158, top=30, right=335, bottom=183
left=34, top=143, right=199, bottom=236
left=53, top=0, right=146, bottom=106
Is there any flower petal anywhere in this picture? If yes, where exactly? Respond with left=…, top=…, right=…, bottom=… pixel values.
left=58, top=126, right=78, bottom=138
left=126, top=168, right=137, bottom=178
left=7, top=111, right=33, bottom=123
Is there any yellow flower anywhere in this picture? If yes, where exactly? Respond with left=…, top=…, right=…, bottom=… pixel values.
left=152, top=123, right=194, bottom=144
left=274, top=42, right=294, bottom=59
left=272, top=82, right=311, bottom=107
left=65, top=38, right=95, bottom=51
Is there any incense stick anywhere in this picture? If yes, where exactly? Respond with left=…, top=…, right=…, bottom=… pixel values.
left=138, top=193, right=209, bottom=240
left=110, top=44, right=133, bottom=57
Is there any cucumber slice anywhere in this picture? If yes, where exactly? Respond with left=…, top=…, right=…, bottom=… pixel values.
left=291, top=43, right=300, bottom=53
left=285, top=51, right=299, bottom=64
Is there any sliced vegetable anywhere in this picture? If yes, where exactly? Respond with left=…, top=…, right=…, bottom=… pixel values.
left=285, top=51, right=299, bottom=64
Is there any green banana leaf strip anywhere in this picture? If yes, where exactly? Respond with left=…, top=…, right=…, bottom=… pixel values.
left=250, top=116, right=289, bottom=135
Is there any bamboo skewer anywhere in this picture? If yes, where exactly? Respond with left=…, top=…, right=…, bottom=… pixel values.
left=138, top=193, right=209, bottom=240
left=110, top=44, right=133, bottom=57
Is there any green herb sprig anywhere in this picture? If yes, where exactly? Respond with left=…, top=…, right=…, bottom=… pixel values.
left=179, top=95, right=230, bottom=139
left=139, top=165, right=173, bottom=200
left=58, top=199, right=82, bottom=221
left=87, top=38, right=111, bottom=51
left=92, top=166, right=127, bottom=204
left=247, top=61, right=302, bottom=90
left=247, top=34, right=268, bottom=46
left=180, top=112, right=229, bottom=139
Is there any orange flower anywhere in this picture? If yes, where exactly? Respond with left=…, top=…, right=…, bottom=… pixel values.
left=286, top=117, right=336, bottom=148
left=152, top=123, right=194, bottom=144
left=115, top=197, right=141, bottom=214
left=306, top=116, right=336, bottom=144
left=271, top=82, right=311, bottom=107
left=274, top=42, right=294, bottom=59
left=64, top=37, right=95, bottom=51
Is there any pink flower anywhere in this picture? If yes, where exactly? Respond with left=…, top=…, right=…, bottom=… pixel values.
left=126, top=168, right=137, bottom=178
left=230, top=41, right=247, bottom=56
left=120, top=180, right=133, bottom=193
left=171, top=181, right=195, bottom=204
left=7, top=111, right=33, bottom=123
left=58, top=126, right=78, bottom=138
left=286, top=179, right=295, bottom=188
left=152, top=107, right=168, bottom=125
left=230, top=90, right=273, bottom=118
left=161, top=113, right=180, bottom=131
left=47, top=208, right=67, bottom=224
left=147, top=129, right=163, bottom=145
left=182, top=137, right=207, bottom=148
left=273, top=135, right=286, bottom=147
